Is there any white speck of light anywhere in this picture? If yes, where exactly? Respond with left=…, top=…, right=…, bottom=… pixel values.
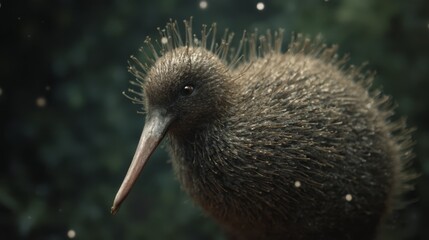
left=161, top=37, right=168, bottom=45
left=294, top=181, right=301, bottom=188
left=256, top=2, right=265, bottom=11
left=345, top=194, right=353, bottom=202
left=199, top=0, right=208, bottom=10
left=267, top=88, right=272, bottom=93
left=36, top=97, right=46, bottom=107
left=67, top=229, right=76, bottom=239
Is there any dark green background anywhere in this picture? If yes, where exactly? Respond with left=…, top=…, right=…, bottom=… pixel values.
left=1, top=0, right=428, bottom=239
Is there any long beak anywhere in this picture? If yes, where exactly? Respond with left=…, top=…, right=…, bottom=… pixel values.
left=111, top=109, right=174, bottom=215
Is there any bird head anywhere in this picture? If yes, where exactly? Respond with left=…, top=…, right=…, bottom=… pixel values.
left=111, top=46, right=233, bottom=214
left=144, top=47, right=232, bottom=134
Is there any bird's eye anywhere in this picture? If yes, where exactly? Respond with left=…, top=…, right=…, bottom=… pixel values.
left=180, top=85, right=195, bottom=96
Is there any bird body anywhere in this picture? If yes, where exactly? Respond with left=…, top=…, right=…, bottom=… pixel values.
left=112, top=20, right=414, bottom=240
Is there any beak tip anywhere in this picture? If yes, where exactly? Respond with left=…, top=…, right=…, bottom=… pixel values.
left=111, top=205, right=119, bottom=215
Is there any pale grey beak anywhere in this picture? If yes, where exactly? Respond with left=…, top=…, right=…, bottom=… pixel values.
left=111, top=109, right=174, bottom=214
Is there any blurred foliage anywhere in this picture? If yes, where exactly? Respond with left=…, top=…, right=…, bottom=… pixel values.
left=0, top=0, right=428, bottom=239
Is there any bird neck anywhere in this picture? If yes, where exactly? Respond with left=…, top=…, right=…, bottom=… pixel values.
left=166, top=119, right=231, bottom=203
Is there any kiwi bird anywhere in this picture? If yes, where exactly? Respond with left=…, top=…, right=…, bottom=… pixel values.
left=111, top=19, right=414, bottom=240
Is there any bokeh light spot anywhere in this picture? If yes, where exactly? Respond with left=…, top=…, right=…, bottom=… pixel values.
left=199, top=1, right=208, bottom=10
left=294, top=181, right=301, bottom=188
left=67, top=229, right=76, bottom=239
left=345, top=194, right=353, bottom=202
left=256, top=2, right=265, bottom=11
left=36, top=97, right=46, bottom=107
left=161, top=37, right=168, bottom=45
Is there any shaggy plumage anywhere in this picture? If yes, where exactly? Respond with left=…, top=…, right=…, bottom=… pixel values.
left=112, top=19, right=414, bottom=240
